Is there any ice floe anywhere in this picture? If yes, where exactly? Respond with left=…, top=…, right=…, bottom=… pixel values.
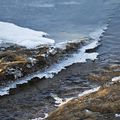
left=0, top=21, right=55, bottom=49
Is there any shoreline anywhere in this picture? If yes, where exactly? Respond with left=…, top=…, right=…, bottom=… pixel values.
left=0, top=60, right=100, bottom=120
left=0, top=38, right=100, bottom=96
left=47, top=63, right=120, bottom=120
left=0, top=57, right=120, bottom=120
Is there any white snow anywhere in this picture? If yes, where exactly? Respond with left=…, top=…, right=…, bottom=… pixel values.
left=115, top=114, right=120, bottom=117
left=50, top=93, right=63, bottom=106
left=0, top=21, right=55, bottom=49
left=78, top=87, right=100, bottom=97
left=27, top=57, right=37, bottom=66
left=0, top=25, right=106, bottom=96
left=28, top=3, right=55, bottom=8
left=112, top=76, right=120, bottom=82
left=50, top=93, right=74, bottom=107
left=55, top=42, right=68, bottom=50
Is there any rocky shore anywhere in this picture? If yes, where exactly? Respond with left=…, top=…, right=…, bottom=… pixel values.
left=47, top=64, right=120, bottom=120
left=0, top=37, right=120, bottom=120
left=0, top=38, right=87, bottom=87
left=0, top=31, right=120, bottom=120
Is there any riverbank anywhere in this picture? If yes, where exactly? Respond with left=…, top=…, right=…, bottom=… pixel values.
left=47, top=63, right=120, bottom=120
left=0, top=59, right=101, bottom=120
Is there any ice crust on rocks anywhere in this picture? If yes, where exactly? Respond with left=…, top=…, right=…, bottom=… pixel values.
left=0, top=22, right=55, bottom=49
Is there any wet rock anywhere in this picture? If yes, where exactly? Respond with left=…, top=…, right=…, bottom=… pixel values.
left=5, top=67, right=23, bottom=79
left=47, top=82, right=120, bottom=120
left=88, top=64, right=120, bottom=84
left=0, top=39, right=86, bottom=85
left=47, top=64, right=120, bottom=120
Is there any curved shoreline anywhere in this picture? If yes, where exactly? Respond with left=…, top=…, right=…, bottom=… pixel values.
left=0, top=38, right=100, bottom=96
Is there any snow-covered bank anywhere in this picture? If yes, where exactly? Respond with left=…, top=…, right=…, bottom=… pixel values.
left=0, top=22, right=55, bottom=49
left=0, top=40, right=99, bottom=96
left=0, top=24, right=107, bottom=96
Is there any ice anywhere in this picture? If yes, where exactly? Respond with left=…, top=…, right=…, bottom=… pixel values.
left=55, top=38, right=85, bottom=50
left=31, top=113, right=48, bottom=120
left=78, top=87, right=100, bottom=97
left=115, top=114, right=120, bottom=117
left=0, top=25, right=106, bottom=96
left=89, top=25, right=108, bottom=41
left=50, top=87, right=100, bottom=107
left=0, top=21, right=55, bottom=49
left=50, top=93, right=74, bottom=107
left=0, top=40, right=99, bottom=96
left=112, top=76, right=120, bottom=82
left=50, top=93, right=63, bottom=106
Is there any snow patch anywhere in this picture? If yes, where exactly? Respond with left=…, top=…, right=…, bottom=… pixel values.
left=115, top=114, right=120, bottom=117
left=112, top=76, right=120, bottom=82
left=50, top=93, right=74, bottom=107
left=0, top=21, right=55, bottom=49
left=50, top=93, right=63, bottom=106
left=78, top=87, right=100, bottom=97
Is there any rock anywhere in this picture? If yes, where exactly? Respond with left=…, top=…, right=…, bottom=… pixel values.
left=5, top=67, right=23, bottom=79
left=47, top=64, right=120, bottom=120
left=0, top=39, right=86, bottom=85
left=88, top=64, right=120, bottom=84
left=47, top=82, right=120, bottom=120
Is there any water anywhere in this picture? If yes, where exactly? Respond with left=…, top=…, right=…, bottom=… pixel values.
left=0, top=0, right=117, bottom=43
left=98, top=6, right=120, bottom=64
